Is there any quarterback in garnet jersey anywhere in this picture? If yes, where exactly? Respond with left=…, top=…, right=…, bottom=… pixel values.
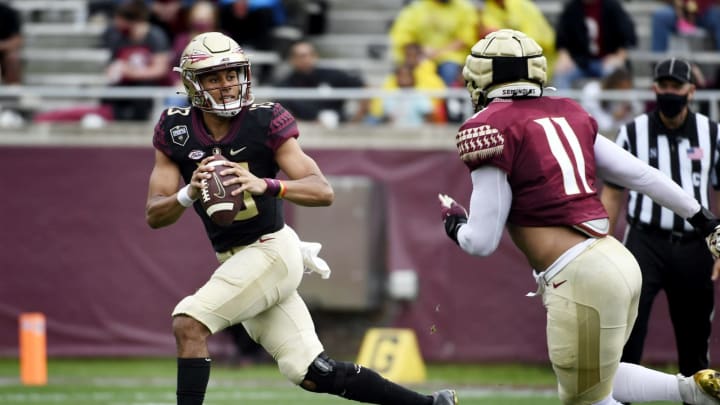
left=145, top=32, right=458, bottom=405
left=152, top=102, right=297, bottom=251
left=439, top=29, right=720, bottom=405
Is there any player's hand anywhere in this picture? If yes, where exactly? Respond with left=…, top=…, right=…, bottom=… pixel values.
left=218, top=162, right=265, bottom=196
left=688, top=207, right=720, bottom=259
left=705, top=225, right=720, bottom=260
left=438, top=193, right=468, bottom=245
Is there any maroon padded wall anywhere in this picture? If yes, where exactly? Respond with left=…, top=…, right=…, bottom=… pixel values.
left=0, top=146, right=717, bottom=364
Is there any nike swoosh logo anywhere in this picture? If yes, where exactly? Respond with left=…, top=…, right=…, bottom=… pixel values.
left=211, top=173, right=226, bottom=198
left=552, top=280, right=568, bottom=289
left=229, top=146, right=247, bottom=156
left=258, top=237, right=275, bottom=243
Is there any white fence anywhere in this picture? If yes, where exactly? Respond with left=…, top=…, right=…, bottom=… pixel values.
left=0, top=85, right=718, bottom=122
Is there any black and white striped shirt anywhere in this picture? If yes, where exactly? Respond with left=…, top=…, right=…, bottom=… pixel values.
left=615, top=110, right=720, bottom=233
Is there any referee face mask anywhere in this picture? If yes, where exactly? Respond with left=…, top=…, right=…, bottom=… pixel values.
left=656, top=92, right=688, bottom=118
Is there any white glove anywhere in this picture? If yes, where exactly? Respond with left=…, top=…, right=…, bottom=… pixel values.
left=706, top=225, right=720, bottom=259
left=299, top=241, right=331, bottom=279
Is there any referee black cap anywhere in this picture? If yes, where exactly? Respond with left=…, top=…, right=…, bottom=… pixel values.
left=654, top=57, right=693, bottom=84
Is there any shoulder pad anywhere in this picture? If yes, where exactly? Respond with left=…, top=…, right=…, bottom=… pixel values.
left=455, top=125, right=504, bottom=166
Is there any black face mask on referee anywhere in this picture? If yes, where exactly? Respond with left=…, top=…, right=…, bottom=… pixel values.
left=656, top=92, right=688, bottom=118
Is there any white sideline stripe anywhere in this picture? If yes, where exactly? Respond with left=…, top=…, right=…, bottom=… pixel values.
left=0, top=387, right=557, bottom=402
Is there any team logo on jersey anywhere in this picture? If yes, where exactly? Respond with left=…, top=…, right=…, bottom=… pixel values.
left=188, top=150, right=205, bottom=160
left=170, top=125, right=189, bottom=146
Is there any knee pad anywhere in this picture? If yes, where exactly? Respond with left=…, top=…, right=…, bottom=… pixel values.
left=299, top=353, right=357, bottom=394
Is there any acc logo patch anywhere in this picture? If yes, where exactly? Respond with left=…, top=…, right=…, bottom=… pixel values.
left=170, top=125, right=189, bottom=146
left=188, top=149, right=205, bottom=160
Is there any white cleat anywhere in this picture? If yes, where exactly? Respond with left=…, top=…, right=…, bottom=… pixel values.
left=431, top=389, right=458, bottom=405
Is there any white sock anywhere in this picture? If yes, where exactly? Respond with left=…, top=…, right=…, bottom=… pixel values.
left=592, top=393, right=623, bottom=405
left=612, top=362, right=682, bottom=402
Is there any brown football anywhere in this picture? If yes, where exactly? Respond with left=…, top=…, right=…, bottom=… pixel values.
left=199, top=154, right=242, bottom=226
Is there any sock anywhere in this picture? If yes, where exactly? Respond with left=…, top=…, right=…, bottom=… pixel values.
left=592, top=394, right=623, bottom=405
left=341, top=365, right=433, bottom=404
left=612, top=362, right=682, bottom=402
left=177, top=357, right=211, bottom=405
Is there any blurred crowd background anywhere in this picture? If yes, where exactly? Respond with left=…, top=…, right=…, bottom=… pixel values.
left=0, top=0, right=718, bottom=138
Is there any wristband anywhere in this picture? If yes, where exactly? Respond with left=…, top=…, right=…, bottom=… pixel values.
left=176, top=184, right=197, bottom=208
left=263, top=178, right=286, bottom=199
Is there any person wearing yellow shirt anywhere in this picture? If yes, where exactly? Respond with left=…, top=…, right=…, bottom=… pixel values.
left=370, top=43, right=448, bottom=123
left=389, top=0, right=478, bottom=87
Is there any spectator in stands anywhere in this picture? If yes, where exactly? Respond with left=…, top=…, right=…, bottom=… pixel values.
left=553, top=0, right=637, bottom=90
left=651, top=0, right=720, bottom=51
left=274, top=40, right=368, bottom=125
left=476, top=0, right=557, bottom=81
left=103, top=0, right=172, bottom=121
left=217, top=0, right=289, bottom=82
left=217, top=0, right=282, bottom=52
left=171, top=1, right=219, bottom=72
left=0, top=2, right=21, bottom=85
left=149, top=0, right=190, bottom=45
left=367, top=63, right=435, bottom=128
left=389, top=0, right=478, bottom=87
left=380, top=43, right=446, bottom=123
left=580, top=67, right=643, bottom=136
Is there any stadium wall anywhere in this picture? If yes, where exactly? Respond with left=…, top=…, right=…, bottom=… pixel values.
left=1, top=145, right=718, bottom=364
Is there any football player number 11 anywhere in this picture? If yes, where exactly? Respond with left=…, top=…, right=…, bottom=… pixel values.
left=534, top=117, right=594, bottom=197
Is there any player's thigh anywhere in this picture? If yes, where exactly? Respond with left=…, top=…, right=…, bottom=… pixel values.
left=545, top=237, right=641, bottom=403
left=243, top=291, right=324, bottom=384
left=174, top=227, right=304, bottom=333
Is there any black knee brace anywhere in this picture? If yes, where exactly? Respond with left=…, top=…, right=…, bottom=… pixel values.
left=300, top=352, right=358, bottom=395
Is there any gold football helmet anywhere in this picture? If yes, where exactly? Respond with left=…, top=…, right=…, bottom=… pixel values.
left=175, top=32, right=254, bottom=117
left=462, top=29, right=547, bottom=110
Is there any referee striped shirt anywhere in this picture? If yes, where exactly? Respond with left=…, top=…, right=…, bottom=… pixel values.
left=615, top=110, right=720, bottom=232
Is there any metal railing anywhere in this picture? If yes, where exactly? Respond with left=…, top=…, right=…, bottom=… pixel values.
left=0, top=85, right=718, bottom=121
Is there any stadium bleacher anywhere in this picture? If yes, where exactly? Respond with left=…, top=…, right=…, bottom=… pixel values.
left=3, top=0, right=720, bottom=126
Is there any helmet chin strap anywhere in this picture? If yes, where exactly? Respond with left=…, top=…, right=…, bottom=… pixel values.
left=203, top=91, right=242, bottom=117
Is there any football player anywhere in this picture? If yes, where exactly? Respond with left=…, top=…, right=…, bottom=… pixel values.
left=438, top=29, right=720, bottom=405
left=145, top=32, right=457, bottom=405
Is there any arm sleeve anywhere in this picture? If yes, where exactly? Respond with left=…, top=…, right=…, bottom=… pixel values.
left=594, top=134, right=700, bottom=218
left=456, top=166, right=512, bottom=256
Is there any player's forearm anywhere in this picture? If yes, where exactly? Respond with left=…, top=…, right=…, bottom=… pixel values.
left=457, top=167, right=511, bottom=256
left=145, top=194, right=189, bottom=228
left=594, top=135, right=701, bottom=219
left=280, top=176, right=334, bottom=207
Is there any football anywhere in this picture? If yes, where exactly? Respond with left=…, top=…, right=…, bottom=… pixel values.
left=199, top=154, right=242, bottom=226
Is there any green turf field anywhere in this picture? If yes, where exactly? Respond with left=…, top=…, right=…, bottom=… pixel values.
left=0, top=358, right=679, bottom=404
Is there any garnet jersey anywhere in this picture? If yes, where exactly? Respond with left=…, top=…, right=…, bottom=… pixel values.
left=153, top=102, right=298, bottom=252
left=455, top=97, right=608, bottom=227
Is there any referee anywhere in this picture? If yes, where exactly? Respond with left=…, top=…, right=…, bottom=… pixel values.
left=601, top=57, right=720, bottom=388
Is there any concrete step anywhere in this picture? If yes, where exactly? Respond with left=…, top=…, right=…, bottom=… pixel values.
left=22, top=23, right=104, bottom=48
left=326, top=0, right=404, bottom=11
left=326, top=10, right=395, bottom=34
left=22, top=48, right=109, bottom=74
left=313, top=34, right=390, bottom=59
left=25, top=73, right=107, bottom=86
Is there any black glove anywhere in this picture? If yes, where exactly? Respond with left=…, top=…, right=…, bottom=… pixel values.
left=687, top=207, right=720, bottom=259
left=438, top=193, right=468, bottom=245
